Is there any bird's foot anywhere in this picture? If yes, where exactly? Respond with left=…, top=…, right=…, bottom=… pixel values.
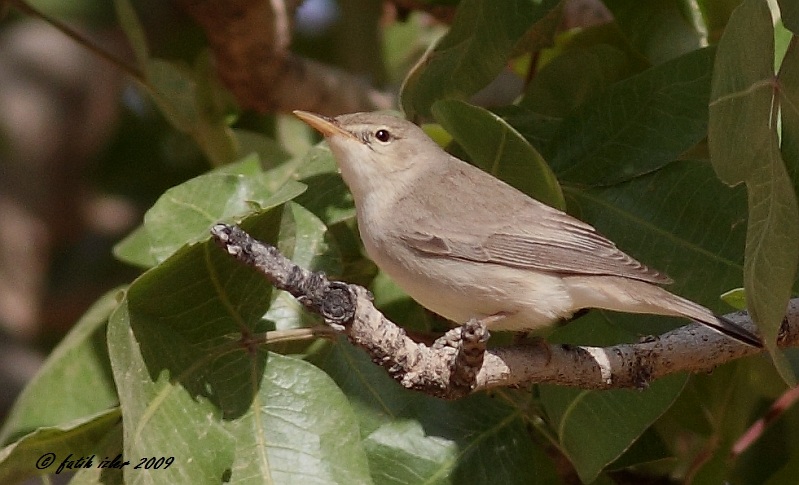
left=432, top=316, right=492, bottom=394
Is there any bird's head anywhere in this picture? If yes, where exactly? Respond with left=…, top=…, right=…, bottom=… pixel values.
left=294, top=111, right=442, bottom=201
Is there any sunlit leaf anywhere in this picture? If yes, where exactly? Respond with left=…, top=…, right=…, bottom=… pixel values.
left=0, top=409, right=120, bottom=484
left=0, top=290, right=121, bottom=445
left=109, top=209, right=370, bottom=483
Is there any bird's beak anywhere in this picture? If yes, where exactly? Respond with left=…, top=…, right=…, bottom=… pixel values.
left=293, top=110, right=357, bottom=140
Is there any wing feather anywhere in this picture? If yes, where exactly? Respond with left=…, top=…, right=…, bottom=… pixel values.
left=395, top=155, right=671, bottom=284
left=400, top=224, right=671, bottom=284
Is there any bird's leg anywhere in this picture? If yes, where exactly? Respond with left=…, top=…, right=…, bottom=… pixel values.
left=432, top=315, right=494, bottom=396
left=511, top=333, right=553, bottom=365
left=557, top=308, right=590, bottom=326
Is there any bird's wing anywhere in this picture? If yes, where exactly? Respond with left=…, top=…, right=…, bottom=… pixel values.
left=400, top=207, right=672, bottom=284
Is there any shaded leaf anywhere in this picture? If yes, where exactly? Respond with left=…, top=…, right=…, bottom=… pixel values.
left=292, top=145, right=357, bottom=226
left=521, top=44, right=637, bottom=118
left=233, top=128, right=293, bottom=172
left=604, top=0, right=703, bottom=64
left=671, top=364, right=766, bottom=481
left=779, top=38, right=799, bottom=208
left=68, top=423, right=124, bottom=485
left=400, top=0, right=561, bottom=119
left=540, top=373, right=686, bottom=483
left=778, top=0, right=799, bottom=34
left=115, top=0, right=239, bottom=166
left=547, top=47, right=715, bottom=185
left=709, top=0, right=799, bottom=381
left=490, top=105, right=562, bottom=153
left=607, top=428, right=673, bottom=471
left=265, top=202, right=344, bottom=331
left=310, top=340, right=546, bottom=485
left=146, top=57, right=238, bottom=166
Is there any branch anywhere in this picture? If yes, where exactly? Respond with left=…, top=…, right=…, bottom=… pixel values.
left=211, top=224, right=797, bottom=399
left=174, top=0, right=393, bottom=115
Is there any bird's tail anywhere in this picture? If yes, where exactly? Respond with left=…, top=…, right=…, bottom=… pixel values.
left=710, top=314, right=763, bottom=348
left=564, top=276, right=763, bottom=347
left=651, top=289, right=762, bottom=347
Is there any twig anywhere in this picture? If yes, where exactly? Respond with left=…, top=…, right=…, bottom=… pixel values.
left=8, top=0, right=144, bottom=82
left=210, top=223, right=798, bottom=398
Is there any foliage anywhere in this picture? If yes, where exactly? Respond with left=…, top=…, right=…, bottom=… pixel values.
left=1, top=0, right=799, bottom=484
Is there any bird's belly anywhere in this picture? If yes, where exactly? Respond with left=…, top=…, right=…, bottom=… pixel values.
left=362, top=235, right=575, bottom=332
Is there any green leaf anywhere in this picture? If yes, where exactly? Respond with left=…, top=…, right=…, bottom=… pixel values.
left=778, top=0, right=799, bottom=34
left=540, top=373, right=687, bottom=484
left=780, top=38, right=799, bottom=207
left=521, top=44, right=637, bottom=118
left=603, top=0, right=704, bottom=64
left=607, top=427, right=672, bottom=471
left=697, top=0, right=740, bottom=41
left=265, top=203, right=344, bottom=331
left=113, top=226, right=157, bottom=269
left=146, top=59, right=198, bottom=132
left=67, top=423, right=124, bottom=485
left=0, top=409, right=121, bottom=484
left=141, top=156, right=305, bottom=264
left=115, top=0, right=240, bottom=166
left=292, top=144, right=357, bottom=226
left=109, top=208, right=371, bottom=483
left=671, top=365, right=767, bottom=481
left=490, top=105, right=562, bottom=153
left=720, top=288, right=748, bottom=310
left=400, top=0, right=561, bottom=119
left=233, top=128, right=293, bottom=171
left=0, top=289, right=121, bottom=445
left=113, top=0, right=148, bottom=68
left=709, top=0, right=799, bottom=382
left=146, top=57, right=239, bottom=166
left=310, top=342, right=555, bottom=485
left=547, top=46, right=715, bottom=185
left=432, top=99, right=566, bottom=210
left=279, top=202, right=342, bottom=276
left=114, top=130, right=305, bottom=268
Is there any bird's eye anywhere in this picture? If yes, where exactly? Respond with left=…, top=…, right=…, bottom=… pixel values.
left=375, top=129, right=391, bottom=143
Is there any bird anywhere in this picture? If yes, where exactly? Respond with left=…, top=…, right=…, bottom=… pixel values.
left=293, top=110, right=762, bottom=348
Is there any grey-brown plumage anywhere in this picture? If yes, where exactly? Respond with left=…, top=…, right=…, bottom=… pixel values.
left=294, top=110, right=762, bottom=347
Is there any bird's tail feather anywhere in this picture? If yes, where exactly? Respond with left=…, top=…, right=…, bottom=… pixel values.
left=564, top=276, right=762, bottom=347
left=658, top=291, right=762, bottom=348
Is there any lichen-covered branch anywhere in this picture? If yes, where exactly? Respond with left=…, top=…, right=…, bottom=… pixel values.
left=211, top=223, right=798, bottom=398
